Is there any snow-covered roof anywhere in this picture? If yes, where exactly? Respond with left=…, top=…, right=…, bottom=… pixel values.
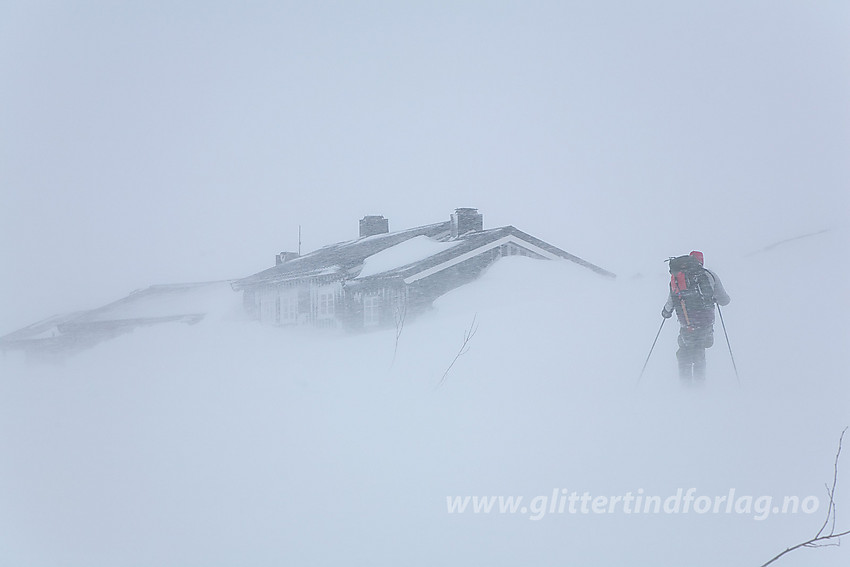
left=234, top=222, right=614, bottom=291
left=77, top=281, right=239, bottom=322
left=356, top=236, right=462, bottom=279
left=233, top=221, right=454, bottom=289
left=0, top=281, right=240, bottom=348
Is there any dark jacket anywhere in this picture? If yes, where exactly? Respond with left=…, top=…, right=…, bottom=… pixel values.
left=663, top=269, right=730, bottom=325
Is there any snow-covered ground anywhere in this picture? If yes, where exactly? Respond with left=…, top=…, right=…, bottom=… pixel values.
left=0, top=229, right=848, bottom=566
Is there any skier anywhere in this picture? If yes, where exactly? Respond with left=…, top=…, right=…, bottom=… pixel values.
left=661, top=251, right=730, bottom=383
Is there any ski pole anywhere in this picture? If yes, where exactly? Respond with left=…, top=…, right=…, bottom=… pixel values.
left=637, top=318, right=667, bottom=386
left=717, top=304, right=740, bottom=385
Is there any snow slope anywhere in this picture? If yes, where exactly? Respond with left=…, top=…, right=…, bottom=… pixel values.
left=0, top=229, right=848, bottom=567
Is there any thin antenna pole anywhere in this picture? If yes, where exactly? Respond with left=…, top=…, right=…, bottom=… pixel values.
left=298, top=225, right=301, bottom=255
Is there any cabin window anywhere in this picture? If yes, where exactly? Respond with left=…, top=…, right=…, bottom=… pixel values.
left=501, top=242, right=526, bottom=257
left=364, top=295, right=381, bottom=326
left=318, top=290, right=335, bottom=317
left=280, top=292, right=298, bottom=323
left=259, top=288, right=277, bottom=323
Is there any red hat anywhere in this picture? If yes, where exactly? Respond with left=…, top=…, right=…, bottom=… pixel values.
left=689, top=250, right=704, bottom=265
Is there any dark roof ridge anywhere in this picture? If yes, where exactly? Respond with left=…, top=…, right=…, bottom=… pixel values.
left=232, top=220, right=452, bottom=289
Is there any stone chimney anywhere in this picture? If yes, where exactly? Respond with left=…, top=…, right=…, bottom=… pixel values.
left=276, top=251, right=300, bottom=265
left=359, top=215, right=389, bottom=238
left=450, top=208, right=483, bottom=238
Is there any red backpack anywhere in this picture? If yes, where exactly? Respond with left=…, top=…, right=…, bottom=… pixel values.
left=668, top=254, right=715, bottom=329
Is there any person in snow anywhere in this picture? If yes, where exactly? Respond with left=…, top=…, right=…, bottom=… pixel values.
left=661, top=250, right=730, bottom=382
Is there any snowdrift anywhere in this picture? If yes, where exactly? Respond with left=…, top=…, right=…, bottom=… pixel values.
left=0, top=229, right=848, bottom=566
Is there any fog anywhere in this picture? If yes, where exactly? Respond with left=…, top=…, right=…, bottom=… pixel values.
left=1, top=2, right=848, bottom=565
left=2, top=2, right=848, bottom=333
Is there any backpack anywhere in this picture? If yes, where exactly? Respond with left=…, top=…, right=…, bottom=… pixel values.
left=667, top=255, right=716, bottom=329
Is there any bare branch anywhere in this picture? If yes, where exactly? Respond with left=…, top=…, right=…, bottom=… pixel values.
left=759, top=427, right=849, bottom=567
left=438, top=314, right=479, bottom=386
left=815, top=426, right=845, bottom=539
left=390, top=301, right=406, bottom=369
left=762, top=529, right=850, bottom=567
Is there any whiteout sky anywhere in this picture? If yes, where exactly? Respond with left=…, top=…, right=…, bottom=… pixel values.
left=1, top=1, right=848, bottom=334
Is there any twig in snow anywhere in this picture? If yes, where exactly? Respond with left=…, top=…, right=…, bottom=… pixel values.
left=390, top=301, right=406, bottom=369
left=438, top=314, right=478, bottom=386
left=759, top=427, right=850, bottom=566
